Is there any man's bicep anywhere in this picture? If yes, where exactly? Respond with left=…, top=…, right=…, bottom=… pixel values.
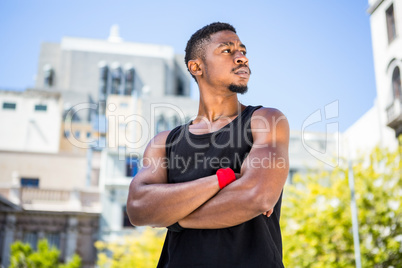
left=239, top=108, right=289, bottom=205
left=242, top=108, right=289, bottom=168
left=133, top=131, right=170, bottom=185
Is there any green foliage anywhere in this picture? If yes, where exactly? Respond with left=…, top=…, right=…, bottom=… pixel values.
left=94, top=147, right=401, bottom=267
left=59, top=254, right=81, bottom=268
left=95, top=227, right=166, bottom=268
left=9, top=241, right=32, bottom=268
left=282, top=146, right=402, bottom=267
left=9, top=239, right=82, bottom=268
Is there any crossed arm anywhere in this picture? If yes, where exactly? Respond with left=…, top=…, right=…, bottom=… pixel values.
left=126, top=108, right=289, bottom=229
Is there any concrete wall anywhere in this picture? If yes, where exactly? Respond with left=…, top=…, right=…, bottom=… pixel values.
left=36, top=43, right=61, bottom=89
left=0, top=90, right=62, bottom=153
left=370, top=0, right=402, bottom=111
left=343, top=0, right=402, bottom=154
left=342, top=98, right=397, bottom=158
left=35, top=37, right=191, bottom=101
left=0, top=151, right=87, bottom=190
left=60, top=121, right=95, bottom=154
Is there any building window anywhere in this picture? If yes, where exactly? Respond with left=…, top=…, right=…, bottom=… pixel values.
left=122, top=206, right=134, bottom=227
left=23, top=232, right=38, bottom=250
left=156, top=115, right=168, bottom=134
left=63, top=107, right=81, bottom=122
left=46, top=233, right=60, bottom=249
left=386, top=4, right=397, bottom=43
left=126, top=157, right=139, bottom=177
left=20, top=178, right=39, bottom=188
left=287, top=169, right=296, bottom=184
left=99, top=63, right=109, bottom=97
left=86, top=132, right=91, bottom=138
left=64, top=130, right=70, bottom=138
left=34, top=104, right=47, bottom=112
left=125, top=68, right=135, bottom=96
left=2, top=102, right=16, bottom=110
left=74, top=131, right=80, bottom=139
left=98, top=62, right=109, bottom=115
left=392, top=66, right=402, bottom=101
left=43, top=64, right=54, bottom=87
left=172, top=115, right=180, bottom=128
left=176, top=77, right=185, bottom=96
left=111, top=64, right=122, bottom=95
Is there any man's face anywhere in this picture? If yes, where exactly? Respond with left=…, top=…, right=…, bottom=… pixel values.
left=201, top=30, right=251, bottom=94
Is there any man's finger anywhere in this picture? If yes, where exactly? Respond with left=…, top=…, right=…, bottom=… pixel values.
left=267, top=209, right=274, bottom=217
left=263, top=208, right=274, bottom=217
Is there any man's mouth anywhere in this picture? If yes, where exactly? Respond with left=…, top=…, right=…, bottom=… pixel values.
left=232, top=65, right=251, bottom=76
left=234, top=67, right=250, bottom=77
left=235, top=69, right=249, bottom=74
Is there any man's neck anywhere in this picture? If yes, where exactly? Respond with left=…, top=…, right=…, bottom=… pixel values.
left=196, top=90, right=243, bottom=123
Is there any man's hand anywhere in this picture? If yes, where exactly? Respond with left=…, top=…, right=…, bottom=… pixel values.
left=236, top=172, right=274, bottom=218
left=263, top=208, right=274, bottom=217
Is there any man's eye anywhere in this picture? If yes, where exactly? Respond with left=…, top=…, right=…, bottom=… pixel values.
left=241, top=51, right=247, bottom=55
left=223, top=49, right=231, bottom=53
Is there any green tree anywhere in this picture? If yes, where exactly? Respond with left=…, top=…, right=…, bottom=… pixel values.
left=9, top=239, right=82, bottom=268
left=95, top=227, right=165, bottom=268
left=282, top=146, right=402, bottom=267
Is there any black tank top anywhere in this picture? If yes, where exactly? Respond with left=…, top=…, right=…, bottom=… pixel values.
left=157, top=105, right=284, bottom=268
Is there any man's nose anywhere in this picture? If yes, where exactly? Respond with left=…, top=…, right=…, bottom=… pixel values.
left=234, top=51, right=248, bottom=65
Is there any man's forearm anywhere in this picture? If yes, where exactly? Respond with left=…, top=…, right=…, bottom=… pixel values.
left=127, top=174, right=220, bottom=227
left=178, top=178, right=268, bottom=229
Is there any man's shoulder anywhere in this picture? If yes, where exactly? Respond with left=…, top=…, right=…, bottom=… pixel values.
left=250, top=106, right=289, bottom=135
left=252, top=106, right=286, bottom=119
left=146, top=130, right=171, bottom=152
left=150, top=124, right=187, bottom=150
left=251, top=107, right=288, bottom=125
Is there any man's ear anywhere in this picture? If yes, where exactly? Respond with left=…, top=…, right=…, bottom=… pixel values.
left=188, top=59, right=203, bottom=77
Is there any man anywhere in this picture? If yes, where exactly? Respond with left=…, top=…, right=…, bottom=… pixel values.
left=127, top=22, right=289, bottom=267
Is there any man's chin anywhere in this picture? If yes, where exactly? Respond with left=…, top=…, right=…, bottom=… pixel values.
left=228, top=84, right=248, bottom=94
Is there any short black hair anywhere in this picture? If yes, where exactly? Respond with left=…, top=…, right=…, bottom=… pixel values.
left=185, top=22, right=236, bottom=81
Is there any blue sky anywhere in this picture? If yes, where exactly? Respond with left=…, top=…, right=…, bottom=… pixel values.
left=0, top=0, right=376, bottom=132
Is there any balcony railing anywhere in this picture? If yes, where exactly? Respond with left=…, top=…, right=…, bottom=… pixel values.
left=386, top=99, right=402, bottom=129
left=0, top=187, right=101, bottom=213
left=21, top=188, right=70, bottom=204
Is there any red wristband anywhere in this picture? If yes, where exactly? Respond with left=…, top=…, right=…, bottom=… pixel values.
left=216, top=168, right=236, bottom=189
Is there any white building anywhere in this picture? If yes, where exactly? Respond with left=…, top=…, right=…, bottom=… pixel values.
left=342, top=0, right=401, bottom=156
left=0, top=90, right=100, bottom=267
left=31, top=25, right=199, bottom=242
left=0, top=148, right=100, bottom=267
left=0, top=90, right=62, bottom=153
